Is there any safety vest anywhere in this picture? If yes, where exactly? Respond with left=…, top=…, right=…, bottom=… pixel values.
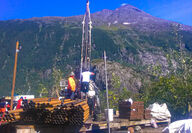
left=0, top=107, right=6, bottom=113
left=16, top=99, right=23, bottom=109
left=68, top=76, right=76, bottom=92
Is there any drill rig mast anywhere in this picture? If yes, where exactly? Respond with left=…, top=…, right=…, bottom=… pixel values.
left=79, top=1, right=101, bottom=119
left=80, top=0, right=92, bottom=80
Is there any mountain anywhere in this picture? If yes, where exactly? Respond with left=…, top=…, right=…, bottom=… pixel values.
left=0, top=4, right=192, bottom=96
left=92, top=4, right=192, bottom=31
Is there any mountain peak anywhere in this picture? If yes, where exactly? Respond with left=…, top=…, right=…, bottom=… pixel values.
left=118, top=3, right=143, bottom=13
left=92, top=4, right=166, bottom=28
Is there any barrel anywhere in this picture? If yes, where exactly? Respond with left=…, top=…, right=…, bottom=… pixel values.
left=105, top=109, right=113, bottom=122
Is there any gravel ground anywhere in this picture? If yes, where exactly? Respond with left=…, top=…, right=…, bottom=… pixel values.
left=138, top=126, right=165, bottom=133
left=111, top=126, right=166, bottom=133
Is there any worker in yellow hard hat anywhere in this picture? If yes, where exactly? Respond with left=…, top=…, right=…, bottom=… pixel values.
left=67, top=72, right=76, bottom=99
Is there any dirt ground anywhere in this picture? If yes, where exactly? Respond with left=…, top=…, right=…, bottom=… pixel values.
left=110, top=127, right=165, bottom=133
left=137, top=126, right=165, bottom=133
left=110, top=125, right=166, bottom=133
left=86, top=126, right=166, bottom=133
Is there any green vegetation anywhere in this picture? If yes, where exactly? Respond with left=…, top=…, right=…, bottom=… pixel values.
left=0, top=19, right=192, bottom=121
left=99, top=73, right=132, bottom=111
left=140, top=46, right=192, bottom=120
left=141, top=75, right=192, bottom=121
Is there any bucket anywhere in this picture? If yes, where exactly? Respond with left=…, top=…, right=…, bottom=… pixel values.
left=105, top=109, right=113, bottom=122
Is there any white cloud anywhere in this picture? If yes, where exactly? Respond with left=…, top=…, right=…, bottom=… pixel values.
left=121, top=3, right=127, bottom=6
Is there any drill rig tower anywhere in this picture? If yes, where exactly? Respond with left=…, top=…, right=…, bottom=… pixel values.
left=80, top=0, right=92, bottom=80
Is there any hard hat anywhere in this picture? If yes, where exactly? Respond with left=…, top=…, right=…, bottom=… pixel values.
left=70, top=72, right=75, bottom=76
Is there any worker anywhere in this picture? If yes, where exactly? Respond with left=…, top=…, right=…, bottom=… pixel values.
left=0, top=103, right=7, bottom=113
left=5, top=102, right=10, bottom=112
left=0, top=102, right=10, bottom=125
left=67, top=72, right=76, bottom=99
left=0, top=102, right=10, bottom=113
left=81, top=69, right=94, bottom=98
left=16, top=97, right=23, bottom=109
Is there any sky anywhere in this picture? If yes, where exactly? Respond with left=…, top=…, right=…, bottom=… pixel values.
left=0, top=0, right=192, bottom=26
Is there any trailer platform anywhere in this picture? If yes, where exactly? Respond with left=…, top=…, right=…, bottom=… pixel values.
left=80, top=118, right=170, bottom=132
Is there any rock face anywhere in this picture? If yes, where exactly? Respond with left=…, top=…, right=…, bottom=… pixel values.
left=93, top=4, right=166, bottom=24
left=92, top=61, right=143, bottom=92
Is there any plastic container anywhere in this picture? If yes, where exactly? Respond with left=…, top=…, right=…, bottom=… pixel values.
left=105, top=109, right=113, bottom=121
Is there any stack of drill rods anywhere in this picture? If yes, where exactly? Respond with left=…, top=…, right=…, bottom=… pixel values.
left=71, top=100, right=89, bottom=123
left=34, top=108, right=50, bottom=124
left=67, top=104, right=89, bottom=125
left=29, top=97, right=59, bottom=102
left=23, top=98, right=71, bottom=107
left=0, top=109, right=23, bottom=124
left=43, top=99, right=74, bottom=108
left=23, top=97, right=61, bottom=110
left=2, top=99, right=89, bottom=126
left=22, top=99, right=85, bottom=124
left=65, top=100, right=89, bottom=125
left=44, top=99, right=77, bottom=111
left=23, top=101, right=36, bottom=110
left=58, top=100, right=87, bottom=109
left=21, top=99, right=75, bottom=124
left=80, top=104, right=90, bottom=122
left=44, top=99, right=76, bottom=123
left=47, top=100, right=89, bottom=126
left=23, top=99, right=74, bottom=110
left=47, top=100, right=86, bottom=125
left=21, top=106, right=51, bottom=123
left=9, top=109, right=23, bottom=121
left=33, top=99, right=73, bottom=107
left=1, top=113, right=13, bottom=123
left=5, top=109, right=23, bottom=122
left=81, top=104, right=89, bottom=122
left=50, top=107, right=68, bottom=125
left=24, top=100, right=60, bottom=109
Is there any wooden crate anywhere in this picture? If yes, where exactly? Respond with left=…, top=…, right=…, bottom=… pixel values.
left=144, top=109, right=151, bottom=120
left=119, top=101, right=144, bottom=120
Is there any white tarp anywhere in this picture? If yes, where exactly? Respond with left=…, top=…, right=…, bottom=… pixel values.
left=162, top=119, right=192, bottom=133
left=148, top=103, right=171, bottom=121
left=14, top=95, right=35, bottom=101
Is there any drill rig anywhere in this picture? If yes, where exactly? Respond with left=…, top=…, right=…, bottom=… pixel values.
left=80, top=0, right=92, bottom=81
left=80, top=0, right=101, bottom=120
